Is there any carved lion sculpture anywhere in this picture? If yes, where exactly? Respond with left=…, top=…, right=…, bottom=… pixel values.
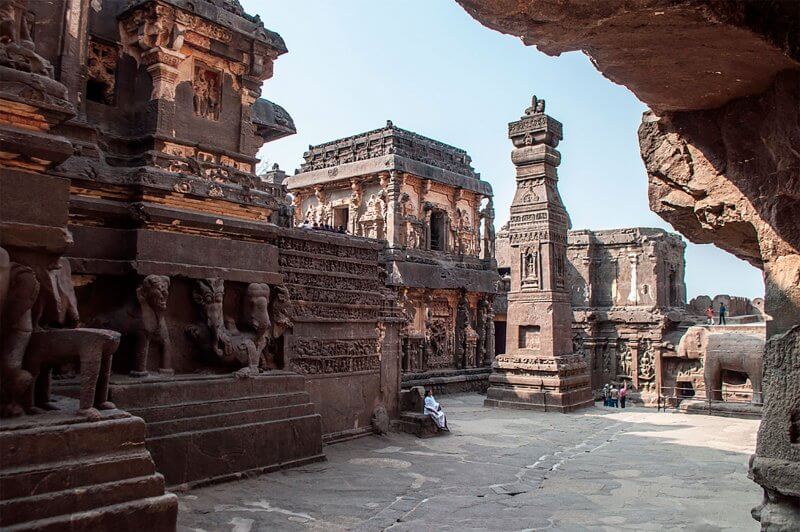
left=677, top=326, right=764, bottom=404
left=93, top=275, right=171, bottom=377
left=133, top=275, right=171, bottom=375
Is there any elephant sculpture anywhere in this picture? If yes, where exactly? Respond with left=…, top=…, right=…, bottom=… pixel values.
left=187, top=279, right=290, bottom=376
left=1, top=249, right=120, bottom=419
left=677, top=326, right=764, bottom=404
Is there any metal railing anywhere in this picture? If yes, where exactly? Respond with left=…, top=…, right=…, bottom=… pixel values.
left=655, top=385, right=763, bottom=412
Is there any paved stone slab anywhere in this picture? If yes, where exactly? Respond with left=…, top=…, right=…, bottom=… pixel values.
left=177, top=394, right=760, bottom=531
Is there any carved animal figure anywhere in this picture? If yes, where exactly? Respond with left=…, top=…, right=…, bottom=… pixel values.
left=677, top=326, right=764, bottom=404
left=3, top=255, right=120, bottom=419
left=93, top=275, right=171, bottom=377
left=24, top=328, right=119, bottom=420
left=0, top=247, right=38, bottom=417
left=188, top=280, right=289, bottom=376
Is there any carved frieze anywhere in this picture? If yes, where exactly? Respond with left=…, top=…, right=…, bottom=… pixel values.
left=290, top=338, right=379, bottom=375
left=276, top=237, right=378, bottom=262
left=279, top=254, right=378, bottom=278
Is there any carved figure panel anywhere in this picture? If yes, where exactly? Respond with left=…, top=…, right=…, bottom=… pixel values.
left=193, top=63, right=221, bottom=120
left=290, top=338, right=379, bottom=375
left=187, top=279, right=293, bottom=376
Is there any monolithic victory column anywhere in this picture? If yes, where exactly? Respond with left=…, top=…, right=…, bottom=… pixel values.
left=484, top=96, right=593, bottom=412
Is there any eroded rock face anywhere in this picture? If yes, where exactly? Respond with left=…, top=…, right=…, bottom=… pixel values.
left=456, top=0, right=799, bottom=112
left=640, top=70, right=800, bottom=334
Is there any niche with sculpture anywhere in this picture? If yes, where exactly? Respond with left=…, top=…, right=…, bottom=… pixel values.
left=193, top=63, right=221, bottom=120
left=0, top=248, right=119, bottom=420
left=186, top=278, right=293, bottom=376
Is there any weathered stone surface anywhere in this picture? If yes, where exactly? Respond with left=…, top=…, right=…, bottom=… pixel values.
left=456, top=0, right=799, bottom=113
left=0, top=399, right=177, bottom=531
left=176, top=394, right=761, bottom=531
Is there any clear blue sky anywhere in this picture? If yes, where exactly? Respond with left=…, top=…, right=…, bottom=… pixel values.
left=244, top=0, right=764, bottom=300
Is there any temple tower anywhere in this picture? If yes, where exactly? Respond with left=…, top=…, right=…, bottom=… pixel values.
left=484, top=96, right=593, bottom=412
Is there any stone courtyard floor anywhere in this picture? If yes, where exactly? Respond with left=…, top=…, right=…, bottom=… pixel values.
left=177, top=394, right=760, bottom=531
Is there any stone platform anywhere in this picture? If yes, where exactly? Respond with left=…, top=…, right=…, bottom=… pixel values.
left=0, top=398, right=177, bottom=531
left=56, top=372, right=324, bottom=488
left=678, top=399, right=763, bottom=419
left=390, top=412, right=441, bottom=438
left=401, top=367, right=491, bottom=395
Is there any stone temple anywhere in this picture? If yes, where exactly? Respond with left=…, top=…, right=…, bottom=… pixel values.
left=286, top=122, right=499, bottom=395
left=0, top=0, right=797, bottom=530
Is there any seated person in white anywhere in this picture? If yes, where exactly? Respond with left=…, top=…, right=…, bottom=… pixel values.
left=424, top=389, right=449, bottom=431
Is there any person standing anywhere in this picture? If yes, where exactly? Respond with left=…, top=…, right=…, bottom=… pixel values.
left=619, top=384, right=627, bottom=409
left=705, top=305, right=714, bottom=325
left=719, top=303, right=727, bottom=325
left=602, top=384, right=609, bottom=407
left=610, top=386, right=619, bottom=408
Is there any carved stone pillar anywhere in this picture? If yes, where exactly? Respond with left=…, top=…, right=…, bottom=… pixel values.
left=485, top=295, right=496, bottom=366
left=627, top=251, right=639, bottom=304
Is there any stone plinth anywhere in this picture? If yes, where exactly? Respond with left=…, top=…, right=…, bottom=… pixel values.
left=485, top=353, right=593, bottom=412
left=0, top=398, right=177, bottom=531
left=57, top=372, right=324, bottom=488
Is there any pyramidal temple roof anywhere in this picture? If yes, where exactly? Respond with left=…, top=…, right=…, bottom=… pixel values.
left=299, top=121, right=479, bottom=179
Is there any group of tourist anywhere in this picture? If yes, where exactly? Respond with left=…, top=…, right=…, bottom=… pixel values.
left=297, top=220, right=348, bottom=234
left=602, top=383, right=627, bottom=408
left=705, top=302, right=728, bottom=325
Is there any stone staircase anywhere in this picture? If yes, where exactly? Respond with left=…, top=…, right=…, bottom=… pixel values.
left=0, top=401, right=177, bottom=531
left=106, top=372, right=325, bottom=488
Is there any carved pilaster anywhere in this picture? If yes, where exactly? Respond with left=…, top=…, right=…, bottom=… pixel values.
left=385, top=170, right=403, bottom=247
left=118, top=1, right=189, bottom=102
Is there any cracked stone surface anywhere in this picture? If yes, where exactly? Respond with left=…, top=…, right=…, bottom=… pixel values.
left=176, top=394, right=759, bottom=531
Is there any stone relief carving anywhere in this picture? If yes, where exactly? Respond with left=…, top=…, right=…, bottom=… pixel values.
left=480, top=198, right=496, bottom=259
left=424, top=315, right=450, bottom=370
left=187, top=279, right=292, bottom=376
left=290, top=338, right=379, bottom=375
left=86, top=40, right=118, bottom=105
left=638, top=340, right=656, bottom=385
left=619, top=340, right=632, bottom=378
left=0, top=249, right=119, bottom=420
left=454, top=290, right=469, bottom=369
left=193, top=64, right=221, bottom=120
left=0, top=0, right=53, bottom=76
